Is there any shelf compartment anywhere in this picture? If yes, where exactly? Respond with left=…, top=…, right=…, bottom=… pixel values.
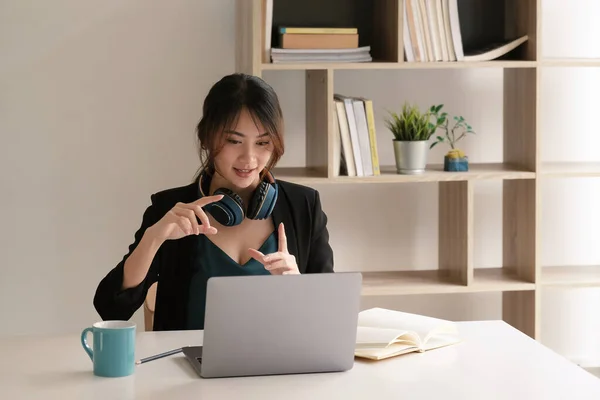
left=360, top=268, right=534, bottom=296
left=449, top=0, right=537, bottom=62
left=361, top=270, right=465, bottom=296
left=540, top=162, right=600, bottom=178
left=273, top=163, right=534, bottom=184
left=472, top=268, right=536, bottom=292
left=259, top=0, right=538, bottom=70
left=269, top=0, right=400, bottom=63
left=541, top=266, right=600, bottom=287
left=261, top=61, right=537, bottom=71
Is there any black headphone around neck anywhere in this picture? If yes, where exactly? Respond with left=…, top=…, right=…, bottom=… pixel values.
left=197, top=169, right=278, bottom=227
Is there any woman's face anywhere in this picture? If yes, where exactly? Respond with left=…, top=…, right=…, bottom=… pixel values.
left=213, top=107, right=274, bottom=189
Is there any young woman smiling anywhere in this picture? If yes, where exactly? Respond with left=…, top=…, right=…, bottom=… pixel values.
left=93, top=73, right=335, bottom=330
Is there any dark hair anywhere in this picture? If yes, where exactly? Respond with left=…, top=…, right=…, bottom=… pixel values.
left=194, top=73, right=284, bottom=180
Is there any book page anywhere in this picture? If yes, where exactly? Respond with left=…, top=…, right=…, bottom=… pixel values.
left=358, top=308, right=458, bottom=347
left=421, top=333, right=462, bottom=352
left=355, top=343, right=419, bottom=361
left=355, top=326, right=420, bottom=348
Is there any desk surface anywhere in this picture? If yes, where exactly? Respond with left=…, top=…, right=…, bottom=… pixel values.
left=1, top=320, right=599, bottom=400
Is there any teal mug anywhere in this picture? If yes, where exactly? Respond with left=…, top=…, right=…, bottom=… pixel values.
left=81, top=321, right=136, bottom=377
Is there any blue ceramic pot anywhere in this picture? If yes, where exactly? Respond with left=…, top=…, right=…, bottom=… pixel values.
left=444, top=155, right=469, bottom=171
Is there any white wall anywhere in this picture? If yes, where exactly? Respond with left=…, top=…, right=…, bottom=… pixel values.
left=1, top=0, right=598, bottom=366
left=0, top=0, right=235, bottom=334
left=537, top=0, right=600, bottom=367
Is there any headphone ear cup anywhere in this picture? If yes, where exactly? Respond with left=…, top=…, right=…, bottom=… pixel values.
left=247, top=182, right=278, bottom=220
left=246, top=182, right=268, bottom=220
left=260, top=183, right=278, bottom=219
left=208, top=188, right=245, bottom=226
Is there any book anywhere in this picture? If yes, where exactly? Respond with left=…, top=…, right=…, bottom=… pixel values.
left=331, top=102, right=342, bottom=177
left=447, top=0, right=463, bottom=60
left=278, top=27, right=358, bottom=35
left=262, top=0, right=273, bottom=63
left=334, top=99, right=357, bottom=177
left=279, top=33, right=359, bottom=49
left=435, top=0, right=450, bottom=61
left=355, top=308, right=461, bottom=360
left=334, top=94, right=363, bottom=176
left=351, top=97, right=373, bottom=176
left=361, top=98, right=380, bottom=176
left=462, top=35, right=528, bottom=61
left=441, top=0, right=457, bottom=60
left=271, top=46, right=372, bottom=63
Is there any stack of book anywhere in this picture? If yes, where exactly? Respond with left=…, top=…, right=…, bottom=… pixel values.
left=332, top=94, right=380, bottom=177
left=403, top=0, right=527, bottom=62
left=270, top=27, right=372, bottom=64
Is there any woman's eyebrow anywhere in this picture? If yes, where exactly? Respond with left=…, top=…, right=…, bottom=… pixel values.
left=226, top=131, right=269, bottom=138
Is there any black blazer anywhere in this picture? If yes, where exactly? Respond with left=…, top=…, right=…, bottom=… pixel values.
left=93, top=178, right=334, bottom=331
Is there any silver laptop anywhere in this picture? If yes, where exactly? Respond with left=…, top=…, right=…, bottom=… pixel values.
left=182, top=272, right=362, bottom=378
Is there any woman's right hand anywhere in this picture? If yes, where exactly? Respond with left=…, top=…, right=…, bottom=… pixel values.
left=146, top=194, right=224, bottom=242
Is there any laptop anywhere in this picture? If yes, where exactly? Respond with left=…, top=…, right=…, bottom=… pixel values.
left=182, top=272, right=362, bottom=378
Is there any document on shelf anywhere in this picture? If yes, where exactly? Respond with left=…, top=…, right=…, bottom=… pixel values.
left=355, top=307, right=461, bottom=360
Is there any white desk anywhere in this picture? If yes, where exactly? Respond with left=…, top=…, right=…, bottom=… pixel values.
left=1, top=320, right=599, bottom=399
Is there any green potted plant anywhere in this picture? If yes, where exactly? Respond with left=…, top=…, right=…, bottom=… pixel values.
left=429, top=106, right=476, bottom=171
left=384, top=103, right=444, bottom=175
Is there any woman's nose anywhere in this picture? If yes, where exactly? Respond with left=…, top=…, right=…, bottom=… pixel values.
left=239, top=143, right=256, bottom=162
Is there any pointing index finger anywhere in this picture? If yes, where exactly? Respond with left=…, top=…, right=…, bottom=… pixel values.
left=278, top=222, right=287, bottom=253
left=195, top=194, right=224, bottom=207
left=248, top=248, right=266, bottom=264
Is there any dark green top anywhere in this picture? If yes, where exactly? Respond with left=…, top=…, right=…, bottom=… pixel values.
left=186, top=231, right=277, bottom=330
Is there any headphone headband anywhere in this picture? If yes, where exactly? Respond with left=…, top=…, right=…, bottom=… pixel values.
left=197, top=168, right=278, bottom=226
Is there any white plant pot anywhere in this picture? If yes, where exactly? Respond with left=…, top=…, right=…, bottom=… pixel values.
left=393, top=140, right=429, bottom=174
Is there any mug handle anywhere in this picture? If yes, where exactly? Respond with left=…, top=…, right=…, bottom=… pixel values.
left=81, top=327, right=94, bottom=361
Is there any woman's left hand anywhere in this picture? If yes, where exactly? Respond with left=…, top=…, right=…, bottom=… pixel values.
left=248, top=223, right=299, bottom=275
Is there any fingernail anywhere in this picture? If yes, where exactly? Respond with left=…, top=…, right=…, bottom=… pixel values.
left=263, top=256, right=270, bottom=262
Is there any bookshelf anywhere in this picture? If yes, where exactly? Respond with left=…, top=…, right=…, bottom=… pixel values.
left=235, top=0, right=600, bottom=341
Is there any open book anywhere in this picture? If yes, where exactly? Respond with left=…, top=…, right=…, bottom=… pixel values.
left=355, top=308, right=461, bottom=360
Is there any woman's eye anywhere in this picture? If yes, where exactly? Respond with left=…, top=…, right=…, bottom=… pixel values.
left=227, top=139, right=241, bottom=144
left=257, top=141, right=271, bottom=146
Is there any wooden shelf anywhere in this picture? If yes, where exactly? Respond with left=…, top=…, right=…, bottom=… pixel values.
left=361, top=270, right=464, bottom=296
left=541, top=58, right=600, bottom=67
left=359, top=268, right=534, bottom=296
left=274, top=163, right=535, bottom=184
left=472, top=268, right=536, bottom=292
left=541, top=162, right=600, bottom=178
left=541, top=266, right=600, bottom=287
left=236, top=0, right=543, bottom=340
left=261, top=61, right=537, bottom=71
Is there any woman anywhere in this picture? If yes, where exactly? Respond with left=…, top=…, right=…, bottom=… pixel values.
left=93, top=73, right=334, bottom=331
